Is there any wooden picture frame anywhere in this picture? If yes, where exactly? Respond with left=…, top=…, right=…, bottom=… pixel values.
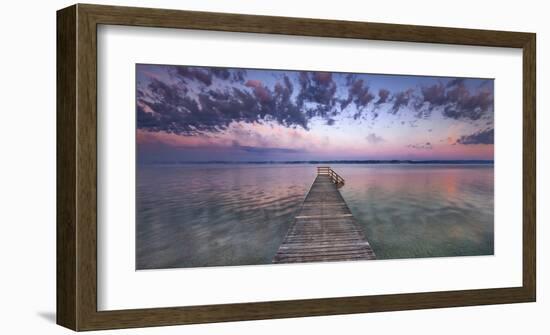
left=57, top=3, right=536, bottom=331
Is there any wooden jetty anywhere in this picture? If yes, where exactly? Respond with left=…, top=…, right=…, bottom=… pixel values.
left=273, top=167, right=376, bottom=264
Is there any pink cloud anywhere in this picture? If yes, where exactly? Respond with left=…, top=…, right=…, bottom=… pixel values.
left=313, top=72, right=332, bottom=85
left=137, top=121, right=326, bottom=152
left=245, top=80, right=272, bottom=102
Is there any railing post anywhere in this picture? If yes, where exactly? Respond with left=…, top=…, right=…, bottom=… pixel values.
left=317, top=167, right=344, bottom=185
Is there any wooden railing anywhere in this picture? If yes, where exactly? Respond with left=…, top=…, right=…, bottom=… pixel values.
left=317, top=166, right=345, bottom=186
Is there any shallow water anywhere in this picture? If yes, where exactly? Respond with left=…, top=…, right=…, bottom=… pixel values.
left=136, top=164, right=493, bottom=269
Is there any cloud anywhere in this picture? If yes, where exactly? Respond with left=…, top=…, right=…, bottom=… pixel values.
left=478, top=79, right=491, bottom=88
left=407, top=142, right=433, bottom=150
left=137, top=65, right=495, bottom=137
left=455, top=127, right=494, bottom=145
left=375, top=89, right=391, bottom=105
left=245, top=80, right=273, bottom=103
left=366, top=133, right=384, bottom=144
left=340, top=78, right=375, bottom=118
left=175, top=66, right=213, bottom=86
left=210, top=68, right=231, bottom=80
left=136, top=120, right=326, bottom=155
left=138, top=72, right=308, bottom=134
left=420, top=83, right=446, bottom=108
left=232, top=69, right=247, bottom=83
left=416, top=79, right=494, bottom=121
left=233, top=142, right=306, bottom=154
left=296, top=71, right=338, bottom=118
left=446, top=78, right=465, bottom=88
left=138, top=67, right=358, bottom=136
left=172, top=66, right=247, bottom=86
left=390, top=88, right=415, bottom=114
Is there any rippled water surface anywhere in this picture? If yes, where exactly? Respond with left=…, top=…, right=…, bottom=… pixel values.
left=136, top=164, right=493, bottom=269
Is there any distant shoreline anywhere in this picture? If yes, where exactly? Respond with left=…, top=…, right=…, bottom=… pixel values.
left=141, top=160, right=494, bottom=165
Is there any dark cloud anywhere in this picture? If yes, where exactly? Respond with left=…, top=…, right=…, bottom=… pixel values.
left=366, top=133, right=384, bottom=144
left=245, top=80, right=273, bottom=103
left=420, top=83, right=447, bottom=108
left=390, top=89, right=414, bottom=114
left=417, top=80, right=494, bottom=121
left=138, top=79, right=228, bottom=134
left=232, top=141, right=305, bottom=154
left=455, top=128, right=494, bottom=145
left=175, top=66, right=213, bottom=86
left=173, top=66, right=247, bottom=86
left=444, top=85, right=493, bottom=120
left=137, top=65, right=494, bottom=136
left=376, top=89, right=391, bottom=105
left=234, top=146, right=305, bottom=155
left=296, top=71, right=338, bottom=119
left=211, top=68, right=231, bottom=80
left=138, top=71, right=310, bottom=135
left=478, top=79, right=491, bottom=88
left=232, top=69, right=247, bottom=83
left=446, top=78, right=465, bottom=88
left=407, top=142, right=433, bottom=150
left=341, top=78, right=375, bottom=111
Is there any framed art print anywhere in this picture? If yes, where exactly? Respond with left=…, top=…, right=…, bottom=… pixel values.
left=57, top=4, right=536, bottom=331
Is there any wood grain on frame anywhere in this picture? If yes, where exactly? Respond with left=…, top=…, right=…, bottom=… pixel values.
left=56, top=3, right=536, bottom=331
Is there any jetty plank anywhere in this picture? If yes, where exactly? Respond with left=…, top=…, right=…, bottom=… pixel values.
left=273, top=170, right=376, bottom=264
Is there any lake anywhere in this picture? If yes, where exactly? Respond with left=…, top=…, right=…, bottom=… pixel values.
left=136, top=164, right=494, bottom=269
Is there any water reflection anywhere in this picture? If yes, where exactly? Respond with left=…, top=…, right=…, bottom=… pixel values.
left=136, top=164, right=493, bottom=269
left=338, top=165, right=494, bottom=259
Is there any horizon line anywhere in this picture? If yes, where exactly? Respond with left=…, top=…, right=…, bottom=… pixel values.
left=139, top=159, right=494, bottom=165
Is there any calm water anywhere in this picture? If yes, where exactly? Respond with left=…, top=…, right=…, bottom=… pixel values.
left=136, top=164, right=493, bottom=269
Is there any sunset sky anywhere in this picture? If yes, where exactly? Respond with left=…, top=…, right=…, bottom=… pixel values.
left=136, top=64, right=494, bottom=163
